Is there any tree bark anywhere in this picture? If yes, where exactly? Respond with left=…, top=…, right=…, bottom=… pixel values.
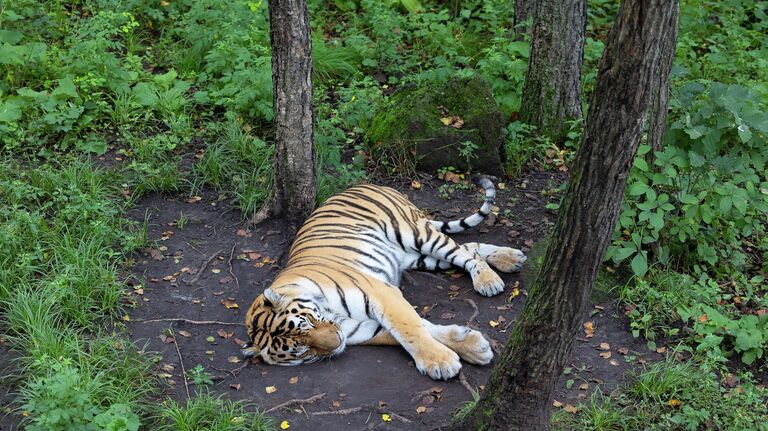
left=456, top=1, right=679, bottom=430
left=265, top=0, right=316, bottom=226
left=646, top=5, right=680, bottom=152
left=514, top=0, right=535, bottom=37
left=519, top=0, right=585, bottom=144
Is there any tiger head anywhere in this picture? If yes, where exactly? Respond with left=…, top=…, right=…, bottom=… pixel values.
left=242, top=288, right=346, bottom=365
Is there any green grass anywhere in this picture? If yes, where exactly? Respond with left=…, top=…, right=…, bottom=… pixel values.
left=155, top=391, right=274, bottom=431
left=553, top=359, right=768, bottom=431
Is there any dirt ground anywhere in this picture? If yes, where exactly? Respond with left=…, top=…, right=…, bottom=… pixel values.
left=121, top=171, right=661, bottom=430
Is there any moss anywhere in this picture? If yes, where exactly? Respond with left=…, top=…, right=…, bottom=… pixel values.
left=368, top=75, right=506, bottom=175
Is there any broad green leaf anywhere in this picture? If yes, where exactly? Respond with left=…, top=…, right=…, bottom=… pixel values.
left=628, top=182, right=649, bottom=195
left=612, top=247, right=636, bottom=262
left=631, top=252, right=648, bottom=277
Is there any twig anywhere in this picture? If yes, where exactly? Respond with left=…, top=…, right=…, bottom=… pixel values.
left=386, top=412, right=412, bottom=423
left=171, top=328, right=190, bottom=400
left=300, top=404, right=310, bottom=420
left=139, top=318, right=244, bottom=326
left=458, top=371, right=477, bottom=397
left=266, top=393, right=327, bottom=413
left=311, top=407, right=364, bottom=416
left=227, top=244, right=240, bottom=291
left=207, top=362, right=249, bottom=379
left=461, top=298, right=479, bottom=325
left=183, top=248, right=224, bottom=285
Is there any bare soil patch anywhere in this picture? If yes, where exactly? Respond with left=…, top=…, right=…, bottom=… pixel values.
left=122, top=171, right=660, bottom=430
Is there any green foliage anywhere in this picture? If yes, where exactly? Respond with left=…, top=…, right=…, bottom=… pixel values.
left=156, top=391, right=274, bottom=431
left=21, top=358, right=140, bottom=431
left=553, top=359, right=768, bottom=431
left=188, top=365, right=214, bottom=387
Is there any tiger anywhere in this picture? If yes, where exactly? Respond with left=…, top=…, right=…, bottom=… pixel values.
left=242, top=177, right=526, bottom=380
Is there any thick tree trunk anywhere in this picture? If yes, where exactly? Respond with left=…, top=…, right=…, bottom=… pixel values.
left=519, top=0, right=585, bottom=143
left=514, top=0, right=535, bottom=37
left=267, top=0, right=316, bottom=226
left=646, top=5, right=680, bottom=152
left=456, top=1, right=679, bottom=430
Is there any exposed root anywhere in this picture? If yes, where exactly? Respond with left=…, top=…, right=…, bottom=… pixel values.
left=227, top=244, right=240, bottom=291
left=139, top=318, right=244, bottom=326
left=183, top=248, right=224, bottom=285
left=461, top=298, right=479, bottom=325
left=266, top=393, right=327, bottom=413
left=310, top=407, right=364, bottom=416
left=171, top=328, right=190, bottom=400
left=458, top=370, right=477, bottom=397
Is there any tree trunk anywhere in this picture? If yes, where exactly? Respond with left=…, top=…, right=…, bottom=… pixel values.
left=519, top=0, right=585, bottom=143
left=646, top=5, right=680, bottom=152
left=266, top=0, right=316, bottom=226
left=514, top=0, right=535, bottom=37
left=456, top=1, right=679, bottom=430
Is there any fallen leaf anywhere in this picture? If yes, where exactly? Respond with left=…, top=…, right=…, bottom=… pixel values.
left=156, top=372, right=173, bottom=379
left=599, top=342, right=610, bottom=350
left=159, top=335, right=175, bottom=344
left=206, top=336, right=215, bottom=343
left=724, top=373, right=737, bottom=388
left=150, top=249, right=164, bottom=260
left=219, top=276, right=233, bottom=284
left=162, top=275, right=176, bottom=282
left=655, top=347, right=666, bottom=354
left=236, top=229, right=248, bottom=237
left=378, top=401, right=387, bottom=408
left=497, top=182, right=506, bottom=190
left=617, top=347, right=629, bottom=355
left=160, top=230, right=174, bottom=240
left=212, top=268, right=221, bottom=274
left=609, top=359, right=620, bottom=366
left=186, top=196, right=202, bottom=203
left=411, top=180, right=422, bottom=190
left=698, top=314, right=708, bottom=323
left=161, top=364, right=175, bottom=372
left=450, top=273, right=464, bottom=279
left=221, top=298, right=239, bottom=309
left=563, top=404, right=578, bottom=414
left=449, top=115, right=464, bottom=128
left=440, top=312, right=456, bottom=320
left=280, top=420, right=290, bottom=430
left=552, top=400, right=563, bottom=408
left=489, top=320, right=500, bottom=328
left=579, top=383, right=589, bottom=391
left=218, top=329, right=234, bottom=339
left=122, top=315, right=131, bottom=322
left=381, top=414, right=392, bottom=422
left=289, top=376, right=299, bottom=384
left=227, top=356, right=241, bottom=363
left=583, top=321, right=595, bottom=338
left=439, top=117, right=453, bottom=126
left=667, top=399, right=681, bottom=408
left=265, top=385, right=277, bottom=394
left=331, top=400, right=342, bottom=409
left=230, top=383, right=241, bottom=391
left=756, top=308, right=767, bottom=316
left=416, top=406, right=427, bottom=414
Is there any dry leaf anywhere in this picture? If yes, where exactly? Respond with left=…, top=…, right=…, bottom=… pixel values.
left=288, top=376, right=299, bottom=384
left=698, top=314, right=708, bottom=323
left=236, top=229, right=248, bottom=237
left=122, top=315, right=131, bottom=322
left=280, top=420, right=290, bottom=430
left=508, top=288, right=520, bottom=300
left=564, top=404, right=578, bottom=414
left=218, top=329, right=234, bottom=339
left=150, top=249, right=164, bottom=260
left=489, top=320, right=500, bottom=328
left=206, top=336, right=215, bottom=343
left=583, top=321, right=595, bottom=338
left=161, top=364, right=175, bottom=372
left=211, top=268, right=221, bottom=274
left=609, top=359, right=620, bottom=366
left=667, top=399, right=681, bottom=408
left=617, top=347, right=629, bottom=355
left=552, top=400, right=563, bottom=408
left=186, top=196, right=202, bottom=203
left=655, top=347, right=666, bottom=353
left=600, top=351, right=611, bottom=359
left=411, top=180, right=422, bottom=190
left=331, top=400, right=342, bottom=409
left=265, top=385, right=277, bottom=394
left=416, top=406, right=427, bottom=414
left=381, top=414, right=392, bottom=422
left=440, top=312, right=456, bottom=320
left=579, top=383, right=589, bottom=391
left=221, top=298, right=239, bottom=309
left=439, top=117, right=453, bottom=126
left=227, top=356, right=241, bottom=364
left=599, top=342, right=610, bottom=350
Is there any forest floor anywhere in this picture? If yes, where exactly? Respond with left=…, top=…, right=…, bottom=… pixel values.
left=123, top=171, right=661, bottom=430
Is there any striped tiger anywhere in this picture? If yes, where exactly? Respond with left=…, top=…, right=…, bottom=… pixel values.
left=243, top=177, right=526, bottom=380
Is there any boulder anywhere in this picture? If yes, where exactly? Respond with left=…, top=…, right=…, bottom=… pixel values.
left=368, top=75, right=505, bottom=175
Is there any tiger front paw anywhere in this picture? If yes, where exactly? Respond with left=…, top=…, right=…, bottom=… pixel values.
left=414, top=343, right=462, bottom=380
left=448, top=326, right=493, bottom=365
left=486, top=248, right=527, bottom=273
left=472, top=264, right=505, bottom=297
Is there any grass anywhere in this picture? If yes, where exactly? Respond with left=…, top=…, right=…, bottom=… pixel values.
left=155, top=391, right=274, bottom=431
left=552, top=358, right=768, bottom=431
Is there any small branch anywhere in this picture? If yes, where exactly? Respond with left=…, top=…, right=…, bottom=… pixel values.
left=461, top=298, right=479, bottom=325
left=183, top=249, right=224, bottom=285
left=207, top=362, right=249, bottom=379
left=227, top=244, right=241, bottom=291
left=311, top=407, right=364, bottom=416
left=387, top=412, right=412, bottom=424
left=249, top=202, right=272, bottom=226
left=266, top=393, right=327, bottom=413
left=171, top=328, right=190, bottom=400
left=458, top=371, right=477, bottom=397
left=139, top=318, right=244, bottom=326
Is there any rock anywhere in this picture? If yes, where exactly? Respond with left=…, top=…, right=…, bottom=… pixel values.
left=368, top=75, right=506, bottom=175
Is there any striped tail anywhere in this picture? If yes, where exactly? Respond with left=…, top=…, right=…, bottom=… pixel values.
left=430, top=176, right=495, bottom=234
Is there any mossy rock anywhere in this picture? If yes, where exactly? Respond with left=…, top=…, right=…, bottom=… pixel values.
left=368, top=75, right=505, bottom=175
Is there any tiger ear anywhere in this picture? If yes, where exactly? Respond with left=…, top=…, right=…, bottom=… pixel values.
left=263, top=288, right=284, bottom=308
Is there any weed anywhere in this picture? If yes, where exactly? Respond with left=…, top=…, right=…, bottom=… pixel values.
left=188, top=365, right=214, bottom=387
left=156, top=391, right=273, bottom=431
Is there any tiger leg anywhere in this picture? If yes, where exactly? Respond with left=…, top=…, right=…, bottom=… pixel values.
left=409, top=242, right=526, bottom=273
left=417, top=225, right=506, bottom=297
left=363, top=282, right=462, bottom=380
left=363, top=320, right=492, bottom=365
